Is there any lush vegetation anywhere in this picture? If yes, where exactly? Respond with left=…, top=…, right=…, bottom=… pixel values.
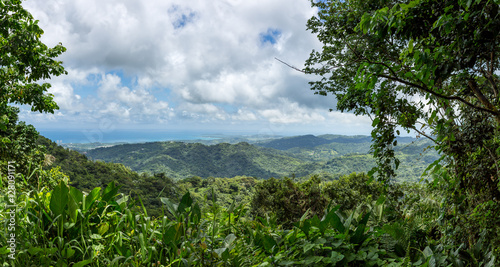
left=2, top=0, right=500, bottom=266
left=85, top=136, right=438, bottom=182
left=2, top=169, right=498, bottom=266
left=305, top=0, right=500, bottom=256
left=35, top=136, right=183, bottom=218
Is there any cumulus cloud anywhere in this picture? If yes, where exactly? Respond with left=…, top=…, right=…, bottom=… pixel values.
left=232, top=108, right=258, bottom=121
left=258, top=98, right=325, bottom=124
left=20, top=0, right=374, bottom=135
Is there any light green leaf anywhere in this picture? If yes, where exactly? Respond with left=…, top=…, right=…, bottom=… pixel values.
left=73, top=259, right=92, bottom=267
left=84, top=187, right=101, bottom=211
left=50, top=181, right=69, bottom=216
left=90, top=234, right=102, bottom=240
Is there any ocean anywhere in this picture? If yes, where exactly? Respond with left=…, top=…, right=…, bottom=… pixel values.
left=38, top=129, right=221, bottom=144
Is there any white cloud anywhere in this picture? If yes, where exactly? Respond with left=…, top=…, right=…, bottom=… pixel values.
left=258, top=99, right=325, bottom=124
left=20, top=0, right=374, bottom=135
left=232, top=108, right=258, bottom=121
left=93, top=74, right=173, bottom=121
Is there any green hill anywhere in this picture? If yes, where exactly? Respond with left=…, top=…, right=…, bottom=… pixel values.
left=85, top=141, right=309, bottom=179
left=255, top=134, right=334, bottom=150
left=36, top=136, right=181, bottom=217
left=84, top=135, right=439, bottom=181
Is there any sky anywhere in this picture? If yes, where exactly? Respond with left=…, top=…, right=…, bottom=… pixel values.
left=20, top=0, right=374, bottom=138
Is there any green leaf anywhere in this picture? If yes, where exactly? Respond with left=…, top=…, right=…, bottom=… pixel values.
left=367, top=168, right=377, bottom=179
left=350, top=212, right=371, bottom=245
left=359, top=13, right=371, bottom=34
left=463, top=12, right=470, bottom=21
left=304, top=256, right=323, bottom=264
left=465, top=0, right=473, bottom=10
left=90, top=234, right=102, bottom=239
left=0, top=246, right=11, bottom=255
left=98, top=222, right=110, bottom=235
left=73, top=259, right=92, bottom=267
left=408, top=38, right=414, bottom=53
left=297, top=219, right=311, bottom=237
left=27, top=247, right=44, bottom=255
left=326, top=251, right=345, bottom=264
left=191, top=202, right=201, bottom=224
left=330, top=212, right=346, bottom=234
left=278, top=260, right=295, bottom=266
left=423, top=246, right=434, bottom=258
left=84, top=187, right=101, bottom=211
left=262, top=235, right=277, bottom=253
left=70, top=187, right=83, bottom=204
left=160, top=197, right=179, bottom=219
left=139, top=233, right=147, bottom=260
left=50, top=181, right=69, bottom=216
left=177, top=192, right=193, bottom=214
left=376, top=195, right=386, bottom=205
left=101, top=181, right=119, bottom=203
left=68, top=193, right=78, bottom=222
left=214, top=247, right=226, bottom=257
left=303, top=243, right=318, bottom=253
left=62, top=247, right=75, bottom=258
left=224, top=233, right=237, bottom=248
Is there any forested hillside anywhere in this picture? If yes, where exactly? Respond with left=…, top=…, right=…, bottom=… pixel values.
left=85, top=141, right=307, bottom=179
left=2, top=0, right=500, bottom=266
left=85, top=135, right=438, bottom=181
left=37, top=136, right=182, bottom=217
left=255, top=134, right=374, bottom=150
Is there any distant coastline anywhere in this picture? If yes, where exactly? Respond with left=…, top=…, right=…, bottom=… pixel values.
left=37, top=129, right=223, bottom=144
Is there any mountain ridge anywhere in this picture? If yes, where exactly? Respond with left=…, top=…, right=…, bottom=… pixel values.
left=85, top=134, right=438, bottom=181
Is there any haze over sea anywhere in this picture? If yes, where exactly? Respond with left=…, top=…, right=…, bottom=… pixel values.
left=38, top=129, right=229, bottom=144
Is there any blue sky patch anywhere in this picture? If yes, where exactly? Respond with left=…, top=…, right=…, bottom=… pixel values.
left=169, top=5, right=197, bottom=29
left=173, top=12, right=196, bottom=29
left=260, top=28, right=282, bottom=45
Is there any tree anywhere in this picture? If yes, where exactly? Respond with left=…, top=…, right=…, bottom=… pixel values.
left=0, top=0, right=66, bottom=171
left=305, top=0, right=500, bottom=245
left=305, top=0, right=499, bottom=190
left=251, top=176, right=327, bottom=228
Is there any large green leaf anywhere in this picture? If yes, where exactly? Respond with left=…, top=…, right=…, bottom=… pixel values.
left=177, top=191, right=193, bottom=214
left=50, top=181, right=69, bottom=216
left=67, top=196, right=78, bottom=223
left=329, top=211, right=345, bottom=234
left=262, top=235, right=277, bottom=253
left=84, top=187, right=101, bottom=211
left=101, top=181, right=119, bottom=203
left=69, top=186, right=83, bottom=203
left=350, top=212, right=371, bottom=245
left=161, top=197, right=179, bottom=218
left=73, top=259, right=92, bottom=267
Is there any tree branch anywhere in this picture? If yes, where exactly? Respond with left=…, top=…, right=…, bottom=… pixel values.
left=274, top=58, right=306, bottom=73
left=377, top=72, right=500, bottom=117
left=410, top=126, right=439, bottom=145
left=479, top=66, right=499, bottom=99
left=467, top=80, right=500, bottom=124
left=341, top=37, right=500, bottom=118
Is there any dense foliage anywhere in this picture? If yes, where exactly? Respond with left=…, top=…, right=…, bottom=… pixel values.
left=1, top=0, right=499, bottom=265
left=85, top=136, right=437, bottom=182
left=306, top=0, right=500, bottom=252
left=86, top=141, right=305, bottom=179
left=2, top=168, right=498, bottom=266
left=0, top=0, right=66, bottom=180
left=35, top=136, right=184, bottom=218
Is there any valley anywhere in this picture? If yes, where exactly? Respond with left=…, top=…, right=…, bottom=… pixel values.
left=84, top=134, right=438, bottom=182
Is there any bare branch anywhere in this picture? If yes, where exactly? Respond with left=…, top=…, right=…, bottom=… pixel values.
left=479, top=66, right=499, bottom=99
left=274, top=58, right=306, bottom=73
left=409, top=126, right=439, bottom=145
